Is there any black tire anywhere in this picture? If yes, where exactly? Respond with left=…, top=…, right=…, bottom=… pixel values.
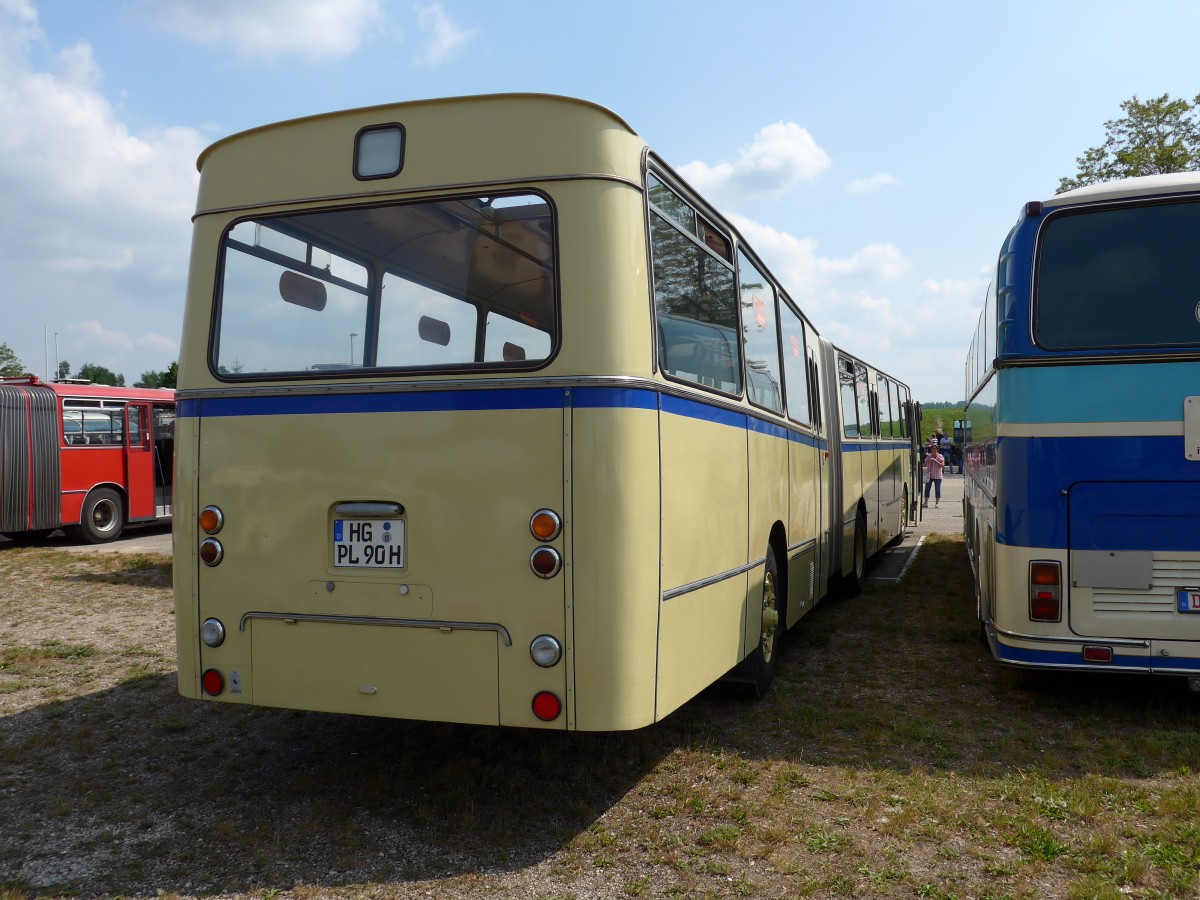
left=840, top=510, right=867, bottom=598
left=739, top=544, right=784, bottom=699
left=71, top=488, right=125, bottom=544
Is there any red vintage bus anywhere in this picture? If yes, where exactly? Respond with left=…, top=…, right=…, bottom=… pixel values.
left=0, top=376, right=174, bottom=543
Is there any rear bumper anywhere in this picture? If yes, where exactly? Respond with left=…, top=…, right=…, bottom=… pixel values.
left=990, top=625, right=1153, bottom=673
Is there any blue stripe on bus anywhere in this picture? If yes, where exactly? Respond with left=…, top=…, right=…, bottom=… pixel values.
left=571, top=386, right=658, bottom=411
left=1001, top=362, right=1200, bottom=424
left=747, top=416, right=790, bottom=440
left=179, top=388, right=568, bottom=418
left=660, top=393, right=747, bottom=429
left=995, top=434, right=1200, bottom=548
left=177, top=385, right=831, bottom=448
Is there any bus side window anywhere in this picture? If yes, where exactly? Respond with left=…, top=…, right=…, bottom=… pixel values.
left=648, top=203, right=740, bottom=394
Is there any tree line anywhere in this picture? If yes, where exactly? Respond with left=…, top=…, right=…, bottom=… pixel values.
left=0, top=342, right=176, bottom=388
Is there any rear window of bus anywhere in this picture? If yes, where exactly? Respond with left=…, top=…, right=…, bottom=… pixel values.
left=212, top=194, right=556, bottom=378
left=1035, top=199, right=1200, bottom=350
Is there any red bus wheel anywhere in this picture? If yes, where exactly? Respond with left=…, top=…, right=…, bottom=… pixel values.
left=71, top=488, right=125, bottom=544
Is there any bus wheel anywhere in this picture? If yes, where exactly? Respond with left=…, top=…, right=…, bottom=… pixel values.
left=841, top=511, right=867, bottom=598
left=740, top=544, right=783, bottom=699
left=72, top=488, right=125, bottom=544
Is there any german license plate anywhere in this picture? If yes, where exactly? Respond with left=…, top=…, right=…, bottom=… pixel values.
left=1177, top=588, right=1200, bottom=613
left=333, top=518, right=405, bottom=568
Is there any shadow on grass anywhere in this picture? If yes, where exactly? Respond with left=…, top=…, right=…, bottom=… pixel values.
left=1, top=534, right=1197, bottom=896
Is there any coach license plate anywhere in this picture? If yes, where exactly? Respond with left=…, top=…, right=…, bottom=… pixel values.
left=1177, top=588, right=1200, bottom=613
left=333, top=518, right=405, bottom=568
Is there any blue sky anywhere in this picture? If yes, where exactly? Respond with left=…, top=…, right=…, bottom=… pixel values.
left=3, top=0, right=1198, bottom=402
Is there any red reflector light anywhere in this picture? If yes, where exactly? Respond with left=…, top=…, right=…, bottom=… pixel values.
left=199, top=538, right=224, bottom=566
left=532, top=691, right=561, bottom=721
left=1030, top=594, right=1061, bottom=622
left=1083, top=645, right=1113, bottom=663
left=530, top=547, right=562, bottom=578
left=201, top=668, right=225, bottom=696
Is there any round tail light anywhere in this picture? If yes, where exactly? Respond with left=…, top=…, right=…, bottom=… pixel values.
left=530, top=547, right=561, bottom=578
left=198, top=505, right=224, bottom=534
left=530, top=634, right=562, bottom=667
left=200, top=538, right=224, bottom=567
left=532, top=691, right=561, bottom=721
left=530, top=509, right=562, bottom=542
left=201, top=669, right=225, bottom=696
left=201, top=617, right=226, bottom=648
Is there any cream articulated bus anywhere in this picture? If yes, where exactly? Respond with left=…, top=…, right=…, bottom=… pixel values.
left=175, top=94, right=918, bottom=730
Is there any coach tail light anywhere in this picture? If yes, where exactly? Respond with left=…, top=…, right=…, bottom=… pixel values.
left=530, top=634, right=562, bottom=668
left=529, top=508, right=562, bottom=578
left=530, top=509, right=562, bottom=542
left=201, top=669, right=225, bottom=696
left=199, top=538, right=224, bottom=567
left=1029, top=561, right=1062, bottom=622
left=201, top=617, right=226, bottom=648
left=530, top=547, right=562, bottom=578
left=199, top=505, right=224, bottom=534
left=532, top=691, right=562, bottom=721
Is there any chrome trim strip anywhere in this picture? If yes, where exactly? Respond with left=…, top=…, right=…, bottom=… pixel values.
left=993, top=625, right=1149, bottom=648
left=194, top=173, right=642, bottom=221
left=238, top=611, right=512, bottom=646
left=177, top=374, right=654, bottom=401
left=787, top=536, right=816, bottom=555
left=663, top=557, right=764, bottom=601
left=997, top=656, right=1150, bottom=673
left=997, top=350, right=1200, bottom=369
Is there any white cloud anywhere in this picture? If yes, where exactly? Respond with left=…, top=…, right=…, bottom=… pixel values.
left=913, top=276, right=988, bottom=332
left=845, top=172, right=900, bottom=194
left=728, top=215, right=909, bottom=289
left=678, top=122, right=830, bottom=204
left=67, top=320, right=135, bottom=355
left=819, top=243, right=910, bottom=282
left=129, top=0, right=383, bottom=63
left=0, top=4, right=201, bottom=378
left=415, top=3, right=478, bottom=66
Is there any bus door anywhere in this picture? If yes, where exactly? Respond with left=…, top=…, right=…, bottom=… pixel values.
left=124, top=401, right=155, bottom=520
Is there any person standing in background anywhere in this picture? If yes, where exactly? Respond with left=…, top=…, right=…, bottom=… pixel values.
left=923, top=439, right=945, bottom=508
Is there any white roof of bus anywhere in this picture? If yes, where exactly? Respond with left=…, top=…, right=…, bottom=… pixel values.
left=1045, top=171, right=1200, bottom=207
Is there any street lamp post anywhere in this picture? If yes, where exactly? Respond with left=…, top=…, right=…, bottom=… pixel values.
left=350, top=332, right=358, bottom=365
